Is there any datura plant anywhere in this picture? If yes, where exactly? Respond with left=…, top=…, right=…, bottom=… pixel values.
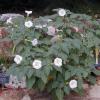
left=4, top=9, right=100, bottom=100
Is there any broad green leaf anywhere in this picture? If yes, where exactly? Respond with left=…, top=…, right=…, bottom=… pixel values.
left=92, top=69, right=100, bottom=76
left=27, top=68, right=34, bottom=78
left=88, top=75, right=96, bottom=85
left=65, top=71, right=70, bottom=80
left=64, top=86, right=70, bottom=94
left=56, top=88, right=64, bottom=100
left=40, top=72, right=47, bottom=83
left=37, top=79, right=45, bottom=91
left=26, top=76, right=35, bottom=89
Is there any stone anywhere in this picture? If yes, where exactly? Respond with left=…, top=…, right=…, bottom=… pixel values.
left=0, top=39, right=13, bottom=49
left=0, top=13, right=24, bottom=25
left=89, top=84, right=100, bottom=98
left=0, top=39, right=14, bottom=62
left=0, top=89, right=25, bottom=100
left=21, top=95, right=31, bottom=100
left=0, top=27, right=9, bottom=39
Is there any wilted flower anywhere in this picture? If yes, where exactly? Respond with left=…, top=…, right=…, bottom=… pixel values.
left=47, top=26, right=56, bottom=36
left=14, top=55, right=23, bottom=64
left=31, top=38, right=38, bottom=46
left=25, top=21, right=33, bottom=28
left=56, top=29, right=63, bottom=32
left=51, top=35, right=62, bottom=43
left=58, top=9, right=66, bottom=16
left=80, top=33, right=85, bottom=38
left=35, top=24, right=47, bottom=29
left=6, top=17, right=12, bottom=24
left=47, top=19, right=52, bottom=22
left=25, top=10, right=32, bottom=16
left=42, top=24, right=47, bottom=27
left=72, top=26, right=79, bottom=32
left=32, top=60, right=42, bottom=69
left=35, top=24, right=43, bottom=29
left=69, top=80, right=77, bottom=89
left=54, top=57, right=62, bottom=67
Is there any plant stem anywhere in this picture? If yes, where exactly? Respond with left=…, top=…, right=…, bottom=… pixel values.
left=25, top=39, right=32, bottom=42
left=12, top=45, right=16, bottom=55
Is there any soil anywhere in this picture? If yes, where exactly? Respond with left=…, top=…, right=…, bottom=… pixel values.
left=0, top=86, right=89, bottom=100
left=0, top=84, right=100, bottom=100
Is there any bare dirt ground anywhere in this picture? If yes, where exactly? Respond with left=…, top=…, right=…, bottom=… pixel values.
left=0, top=84, right=100, bottom=100
left=0, top=89, right=51, bottom=100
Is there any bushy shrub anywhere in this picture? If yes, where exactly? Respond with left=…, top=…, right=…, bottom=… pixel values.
left=4, top=9, right=100, bottom=100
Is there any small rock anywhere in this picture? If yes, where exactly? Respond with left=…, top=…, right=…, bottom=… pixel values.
left=83, top=83, right=89, bottom=90
left=0, top=13, right=24, bottom=25
left=21, top=95, right=31, bottom=100
left=0, top=39, right=13, bottom=49
left=0, top=27, right=9, bottom=38
left=0, top=97, right=4, bottom=100
left=96, top=76, right=100, bottom=85
left=89, top=84, right=100, bottom=98
left=51, top=35, right=62, bottom=43
left=0, top=13, right=24, bottom=20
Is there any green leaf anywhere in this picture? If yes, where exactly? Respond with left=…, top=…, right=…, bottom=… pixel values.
left=82, top=70, right=89, bottom=78
left=37, top=79, right=45, bottom=91
left=61, top=43, right=69, bottom=54
left=41, top=72, right=47, bottom=83
left=53, top=66, right=62, bottom=73
left=96, top=30, right=100, bottom=36
left=56, top=88, right=64, bottom=100
left=27, top=68, right=34, bottom=78
left=44, top=65, right=52, bottom=76
left=35, top=69, right=48, bottom=84
left=65, top=71, right=70, bottom=80
left=7, top=65, right=16, bottom=75
left=92, top=69, right=100, bottom=76
left=78, top=78, right=83, bottom=89
left=73, top=39, right=81, bottom=49
left=64, top=86, right=70, bottom=94
left=52, top=81, right=59, bottom=89
left=66, top=29, right=71, bottom=35
left=26, top=76, right=35, bottom=89
left=55, top=17, right=64, bottom=28
left=34, top=31, right=41, bottom=39
left=88, top=75, right=96, bottom=85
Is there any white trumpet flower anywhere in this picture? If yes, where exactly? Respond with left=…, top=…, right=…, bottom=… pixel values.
left=14, top=55, right=23, bottom=64
left=54, top=57, right=62, bottom=67
left=58, top=9, right=66, bottom=16
left=32, top=60, right=42, bottom=69
left=31, top=38, right=38, bottom=46
left=25, top=10, right=32, bottom=16
left=25, top=21, right=33, bottom=28
left=69, top=80, right=77, bottom=89
left=6, top=17, right=13, bottom=24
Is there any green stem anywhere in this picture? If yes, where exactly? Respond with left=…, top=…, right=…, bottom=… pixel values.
left=12, top=45, right=16, bottom=55
left=25, top=39, right=32, bottom=42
